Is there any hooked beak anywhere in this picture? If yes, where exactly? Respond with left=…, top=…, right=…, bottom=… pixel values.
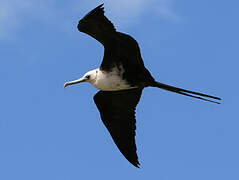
left=64, top=77, right=87, bottom=88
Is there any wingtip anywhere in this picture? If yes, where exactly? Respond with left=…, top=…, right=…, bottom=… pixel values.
left=130, top=160, right=140, bottom=168
left=135, top=163, right=140, bottom=168
left=96, top=3, right=104, bottom=11
left=134, top=162, right=140, bottom=168
left=82, top=3, right=105, bottom=19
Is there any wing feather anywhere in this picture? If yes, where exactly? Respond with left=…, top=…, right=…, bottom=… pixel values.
left=77, top=4, right=116, bottom=45
left=93, top=88, right=143, bottom=167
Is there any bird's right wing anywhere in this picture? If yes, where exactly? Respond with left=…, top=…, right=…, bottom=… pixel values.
left=77, top=4, right=117, bottom=46
left=93, top=88, right=143, bottom=168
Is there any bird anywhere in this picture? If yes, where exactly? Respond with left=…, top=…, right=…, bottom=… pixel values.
left=64, top=4, right=221, bottom=168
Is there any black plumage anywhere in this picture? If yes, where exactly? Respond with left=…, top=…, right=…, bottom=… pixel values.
left=72, top=4, right=221, bottom=167
left=78, top=4, right=155, bottom=88
left=94, top=89, right=143, bottom=167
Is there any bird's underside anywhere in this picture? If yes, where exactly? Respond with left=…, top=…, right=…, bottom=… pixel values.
left=64, top=4, right=222, bottom=168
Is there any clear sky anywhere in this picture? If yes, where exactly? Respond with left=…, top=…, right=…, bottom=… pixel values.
left=0, top=0, right=238, bottom=179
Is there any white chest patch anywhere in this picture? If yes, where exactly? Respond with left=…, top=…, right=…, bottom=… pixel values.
left=92, top=67, right=135, bottom=91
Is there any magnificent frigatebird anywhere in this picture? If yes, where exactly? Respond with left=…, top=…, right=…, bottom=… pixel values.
left=64, top=4, right=221, bottom=168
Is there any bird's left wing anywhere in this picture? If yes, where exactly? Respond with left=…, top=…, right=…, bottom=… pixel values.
left=77, top=4, right=117, bottom=46
left=93, top=88, right=143, bottom=168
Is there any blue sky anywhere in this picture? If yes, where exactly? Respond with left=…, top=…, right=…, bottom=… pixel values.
left=0, top=0, right=238, bottom=179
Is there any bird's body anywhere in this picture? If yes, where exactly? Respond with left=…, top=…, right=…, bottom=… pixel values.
left=64, top=4, right=221, bottom=168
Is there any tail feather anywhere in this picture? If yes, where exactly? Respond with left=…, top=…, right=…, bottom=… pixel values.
left=153, top=82, right=221, bottom=104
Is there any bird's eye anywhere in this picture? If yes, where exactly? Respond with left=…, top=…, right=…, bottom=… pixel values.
left=85, top=75, right=90, bottom=79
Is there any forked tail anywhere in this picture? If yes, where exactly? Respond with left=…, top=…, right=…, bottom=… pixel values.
left=152, top=82, right=221, bottom=104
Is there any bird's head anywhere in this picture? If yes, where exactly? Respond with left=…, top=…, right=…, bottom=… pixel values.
left=64, top=69, right=98, bottom=88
